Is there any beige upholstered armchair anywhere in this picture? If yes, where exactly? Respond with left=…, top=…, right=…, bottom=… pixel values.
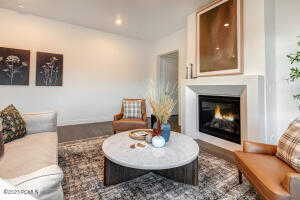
left=112, top=99, right=148, bottom=134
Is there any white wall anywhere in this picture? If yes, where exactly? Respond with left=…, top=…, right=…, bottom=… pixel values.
left=264, top=0, right=277, bottom=143
left=151, top=29, right=186, bottom=81
left=0, top=9, right=152, bottom=126
left=3, top=0, right=299, bottom=138
left=275, top=0, right=300, bottom=139
left=150, top=29, right=187, bottom=122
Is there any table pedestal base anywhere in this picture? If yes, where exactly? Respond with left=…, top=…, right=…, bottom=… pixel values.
left=104, top=157, right=199, bottom=186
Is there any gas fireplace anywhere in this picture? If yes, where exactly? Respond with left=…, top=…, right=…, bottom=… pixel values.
left=198, top=95, right=241, bottom=144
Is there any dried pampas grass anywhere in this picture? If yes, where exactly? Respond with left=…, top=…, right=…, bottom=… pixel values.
left=146, top=80, right=177, bottom=124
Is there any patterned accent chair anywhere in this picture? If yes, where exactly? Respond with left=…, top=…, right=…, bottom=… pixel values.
left=112, top=99, right=148, bottom=134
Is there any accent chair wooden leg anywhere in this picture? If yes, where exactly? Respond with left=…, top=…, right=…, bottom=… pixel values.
left=238, top=170, right=243, bottom=184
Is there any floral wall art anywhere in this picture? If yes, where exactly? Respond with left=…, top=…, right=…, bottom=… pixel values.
left=0, top=47, right=30, bottom=85
left=36, top=52, right=63, bottom=86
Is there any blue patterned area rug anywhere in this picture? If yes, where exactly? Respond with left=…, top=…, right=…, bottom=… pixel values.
left=58, top=136, right=258, bottom=200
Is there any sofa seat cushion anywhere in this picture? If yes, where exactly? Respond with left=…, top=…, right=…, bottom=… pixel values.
left=0, top=132, right=57, bottom=179
left=236, top=151, right=294, bottom=200
left=113, top=118, right=147, bottom=131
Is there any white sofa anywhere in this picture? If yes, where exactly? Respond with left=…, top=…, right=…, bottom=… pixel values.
left=0, top=112, right=64, bottom=200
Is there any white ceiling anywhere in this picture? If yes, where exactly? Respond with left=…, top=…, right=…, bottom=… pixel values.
left=0, top=0, right=210, bottom=41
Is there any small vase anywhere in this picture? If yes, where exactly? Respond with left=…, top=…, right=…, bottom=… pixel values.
left=152, top=136, right=166, bottom=148
left=161, top=123, right=171, bottom=142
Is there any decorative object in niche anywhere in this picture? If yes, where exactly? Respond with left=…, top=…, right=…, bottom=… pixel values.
left=186, top=64, right=193, bottom=79
left=0, top=47, right=30, bottom=85
left=36, top=52, right=63, bottom=86
left=196, top=0, right=243, bottom=77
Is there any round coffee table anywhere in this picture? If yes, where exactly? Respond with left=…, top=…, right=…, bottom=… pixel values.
left=102, top=131, right=199, bottom=186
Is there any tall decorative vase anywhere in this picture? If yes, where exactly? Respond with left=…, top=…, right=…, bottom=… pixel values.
left=161, top=122, right=171, bottom=142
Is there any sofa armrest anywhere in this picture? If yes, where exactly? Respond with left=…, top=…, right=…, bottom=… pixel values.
left=114, top=113, right=123, bottom=121
left=0, top=179, right=38, bottom=200
left=7, top=165, right=64, bottom=200
left=243, top=141, right=277, bottom=155
left=23, top=112, right=57, bottom=135
left=282, top=172, right=300, bottom=199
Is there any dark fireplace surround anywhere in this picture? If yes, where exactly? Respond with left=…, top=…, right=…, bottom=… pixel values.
left=198, top=95, right=241, bottom=144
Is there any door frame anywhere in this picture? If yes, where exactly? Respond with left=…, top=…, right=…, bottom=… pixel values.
left=156, top=50, right=179, bottom=87
left=156, top=50, right=180, bottom=116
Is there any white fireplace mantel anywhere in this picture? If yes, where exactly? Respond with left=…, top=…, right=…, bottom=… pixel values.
left=181, top=75, right=266, bottom=151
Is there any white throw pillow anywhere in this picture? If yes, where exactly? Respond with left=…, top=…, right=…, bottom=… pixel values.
left=23, top=112, right=57, bottom=135
left=6, top=165, right=64, bottom=200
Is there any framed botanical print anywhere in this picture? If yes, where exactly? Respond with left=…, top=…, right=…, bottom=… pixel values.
left=195, top=0, right=243, bottom=77
left=36, top=52, right=63, bottom=86
left=0, top=47, right=30, bottom=85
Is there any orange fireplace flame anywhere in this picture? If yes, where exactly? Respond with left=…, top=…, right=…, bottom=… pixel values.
left=214, top=105, right=235, bottom=121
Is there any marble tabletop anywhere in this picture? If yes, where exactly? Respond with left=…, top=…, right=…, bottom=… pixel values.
left=102, top=131, right=199, bottom=170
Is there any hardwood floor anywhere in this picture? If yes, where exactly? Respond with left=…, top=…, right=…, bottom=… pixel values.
left=197, top=140, right=235, bottom=163
left=57, top=121, right=113, bottom=143
left=58, top=115, right=180, bottom=143
left=57, top=115, right=235, bottom=163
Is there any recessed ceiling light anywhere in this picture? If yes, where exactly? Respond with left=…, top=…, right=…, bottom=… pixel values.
left=216, top=47, right=220, bottom=50
left=115, top=18, right=123, bottom=26
left=224, top=23, right=230, bottom=27
left=18, top=4, right=24, bottom=9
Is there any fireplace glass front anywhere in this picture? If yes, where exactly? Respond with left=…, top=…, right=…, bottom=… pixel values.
left=198, top=95, right=241, bottom=144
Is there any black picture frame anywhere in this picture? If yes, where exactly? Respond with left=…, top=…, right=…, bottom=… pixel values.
left=36, top=52, right=63, bottom=86
left=0, top=47, right=30, bottom=85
